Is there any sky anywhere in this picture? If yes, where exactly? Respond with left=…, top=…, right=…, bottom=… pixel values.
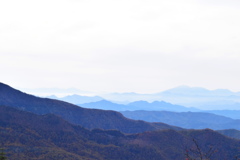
left=1, top=0, right=240, bottom=94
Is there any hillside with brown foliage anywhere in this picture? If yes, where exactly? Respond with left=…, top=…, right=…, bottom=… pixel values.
left=1, top=105, right=240, bottom=160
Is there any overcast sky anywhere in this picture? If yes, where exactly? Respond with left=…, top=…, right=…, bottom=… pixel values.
left=1, top=0, right=240, bottom=93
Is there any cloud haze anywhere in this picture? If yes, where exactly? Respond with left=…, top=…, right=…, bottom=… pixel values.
left=1, top=0, right=240, bottom=93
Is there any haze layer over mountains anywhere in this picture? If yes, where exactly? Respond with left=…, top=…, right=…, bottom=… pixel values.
left=28, top=85, right=240, bottom=110
left=21, top=84, right=240, bottom=130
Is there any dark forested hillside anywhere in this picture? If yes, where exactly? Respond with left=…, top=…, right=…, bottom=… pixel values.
left=1, top=105, right=240, bottom=160
left=0, top=82, right=180, bottom=133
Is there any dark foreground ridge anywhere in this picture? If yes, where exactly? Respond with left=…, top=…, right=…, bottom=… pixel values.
left=0, top=82, right=180, bottom=133
left=1, top=105, right=240, bottom=160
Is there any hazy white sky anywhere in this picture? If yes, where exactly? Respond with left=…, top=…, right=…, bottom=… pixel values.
left=1, top=0, right=240, bottom=93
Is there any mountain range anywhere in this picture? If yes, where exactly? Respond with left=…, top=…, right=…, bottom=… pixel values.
left=43, top=89, right=240, bottom=130
left=0, top=82, right=180, bottom=133
left=1, top=105, right=240, bottom=160
left=99, top=86, right=240, bottom=110
left=79, top=99, right=240, bottom=120
left=80, top=100, right=199, bottom=112
left=1, top=82, right=240, bottom=159
left=45, top=85, right=240, bottom=110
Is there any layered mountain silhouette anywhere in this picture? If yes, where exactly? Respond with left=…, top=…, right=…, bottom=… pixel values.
left=0, top=82, right=180, bottom=133
left=100, top=86, right=240, bottom=110
left=79, top=99, right=240, bottom=120
left=1, top=105, right=240, bottom=160
left=128, top=100, right=199, bottom=111
left=80, top=100, right=198, bottom=112
left=121, top=110, right=240, bottom=130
